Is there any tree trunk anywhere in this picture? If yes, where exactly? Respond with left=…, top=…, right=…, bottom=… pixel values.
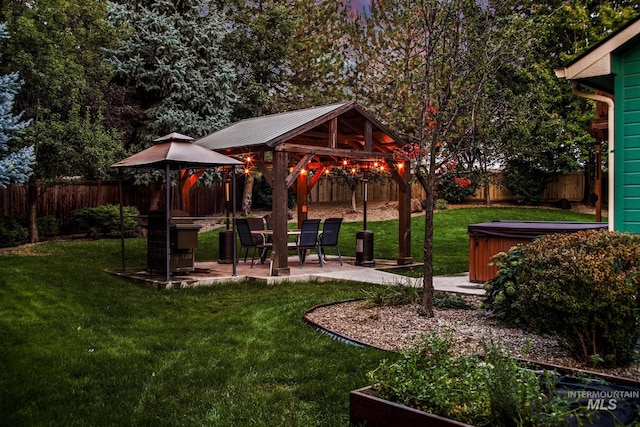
left=149, top=181, right=163, bottom=211
left=350, top=188, right=357, bottom=212
left=28, top=179, right=39, bottom=243
left=241, top=173, right=254, bottom=216
left=416, top=173, right=434, bottom=317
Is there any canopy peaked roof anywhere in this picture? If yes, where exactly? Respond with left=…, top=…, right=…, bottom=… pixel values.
left=555, top=16, right=640, bottom=92
left=111, top=133, right=241, bottom=170
left=195, top=101, right=405, bottom=162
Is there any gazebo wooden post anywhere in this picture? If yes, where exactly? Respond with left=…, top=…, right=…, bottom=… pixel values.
left=271, top=150, right=290, bottom=276
left=397, top=164, right=413, bottom=265
left=296, top=172, right=308, bottom=227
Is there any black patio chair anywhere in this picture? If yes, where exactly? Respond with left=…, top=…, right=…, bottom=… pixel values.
left=235, top=218, right=271, bottom=267
left=296, top=218, right=322, bottom=267
left=318, top=217, right=343, bottom=265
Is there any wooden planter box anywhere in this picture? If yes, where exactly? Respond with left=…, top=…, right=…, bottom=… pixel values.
left=351, top=361, right=640, bottom=427
left=467, top=221, right=607, bottom=283
left=349, top=386, right=472, bottom=427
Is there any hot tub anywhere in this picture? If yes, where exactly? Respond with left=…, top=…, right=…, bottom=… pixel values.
left=467, top=221, right=607, bottom=283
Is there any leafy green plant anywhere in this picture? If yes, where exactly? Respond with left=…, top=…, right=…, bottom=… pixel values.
left=0, top=216, right=28, bottom=247
left=484, top=230, right=640, bottom=367
left=369, top=331, right=490, bottom=424
left=483, top=246, right=525, bottom=324
left=70, top=204, right=139, bottom=237
left=361, top=283, right=420, bottom=307
left=368, top=332, right=576, bottom=426
left=433, top=292, right=470, bottom=309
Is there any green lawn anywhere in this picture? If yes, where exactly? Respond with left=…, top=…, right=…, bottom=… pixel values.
left=0, top=207, right=601, bottom=425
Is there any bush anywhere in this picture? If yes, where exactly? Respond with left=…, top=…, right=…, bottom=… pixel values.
left=434, top=198, right=448, bottom=210
left=70, top=205, right=139, bottom=237
left=437, top=167, right=481, bottom=203
left=0, top=216, right=28, bottom=248
left=502, top=160, right=548, bottom=205
left=484, top=230, right=640, bottom=367
left=36, top=216, right=59, bottom=238
left=14, top=215, right=59, bottom=240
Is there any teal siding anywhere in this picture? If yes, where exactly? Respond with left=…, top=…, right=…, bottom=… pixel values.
left=615, top=44, right=640, bottom=232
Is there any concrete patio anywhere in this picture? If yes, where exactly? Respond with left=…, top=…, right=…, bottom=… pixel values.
left=108, top=254, right=485, bottom=295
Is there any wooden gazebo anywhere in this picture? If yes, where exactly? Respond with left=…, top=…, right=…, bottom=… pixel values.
left=196, top=101, right=412, bottom=276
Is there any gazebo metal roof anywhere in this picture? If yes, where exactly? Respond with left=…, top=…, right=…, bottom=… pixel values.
left=195, top=101, right=404, bottom=162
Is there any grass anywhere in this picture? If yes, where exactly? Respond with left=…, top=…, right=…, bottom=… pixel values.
left=0, top=206, right=600, bottom=425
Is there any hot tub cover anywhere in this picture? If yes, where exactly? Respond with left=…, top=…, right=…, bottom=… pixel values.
left=467, top=221, right=607, bottom=239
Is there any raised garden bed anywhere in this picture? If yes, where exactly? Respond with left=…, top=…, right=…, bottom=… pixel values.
left=351, top=365, right=640, bottom=427
left=350, top=386, right=472, bottom=427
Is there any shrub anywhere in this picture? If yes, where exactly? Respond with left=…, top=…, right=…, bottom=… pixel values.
left=0, top=216, right=28, bottom=248
left=14, top=215, right=59, bottom=240
left=36, top=216, right=59, bottom=238
left=501, top=160, right=548, bottom=205
left=70, top=205, right=139, bottom=237
left=437, top=167, right=481, bottom=203
left=484, top=230, right=640, bottom=367
left=434, top=198, right=448, bottom=210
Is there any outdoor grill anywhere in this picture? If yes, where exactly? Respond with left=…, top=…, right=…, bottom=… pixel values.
left=147, top=209, right=202, bottom=274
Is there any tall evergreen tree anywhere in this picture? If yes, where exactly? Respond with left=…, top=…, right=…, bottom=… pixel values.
left=273, top=0, right=354, bottom=111
left=0, top=23, right=33, bottom=189
left=221, top=0, right=295, bottom=119
left=106, top=0, right=237, bottom=144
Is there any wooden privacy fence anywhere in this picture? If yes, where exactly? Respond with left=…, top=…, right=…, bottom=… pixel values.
left=0, top=172, right=586, bottom=230
left=309, top=172, right=586, bottom=204
left=0, top=181, right=227, bottom=231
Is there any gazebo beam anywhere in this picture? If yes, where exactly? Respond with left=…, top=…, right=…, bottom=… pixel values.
left=286, top=153, right=314, bottom=188
left=397, top=163, right=413, bottom=265
left=276, top=143, right=395, bottom=161
left=271, top=150, right=290, bottom=276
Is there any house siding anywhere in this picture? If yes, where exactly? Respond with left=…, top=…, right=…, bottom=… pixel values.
left=614, top=44, right=640, bottom=233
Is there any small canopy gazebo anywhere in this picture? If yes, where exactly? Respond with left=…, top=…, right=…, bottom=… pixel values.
left=111, top=132, right=242, bottom=281
left=195, top=101, right=412, bottom=276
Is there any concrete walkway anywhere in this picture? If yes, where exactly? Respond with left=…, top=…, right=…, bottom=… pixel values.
left=311, top=269, right=485, bottom=295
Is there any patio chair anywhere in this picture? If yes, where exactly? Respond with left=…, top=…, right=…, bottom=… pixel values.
left=235, top=218, right=271, bottom=267
left=318, top=217, right=343, bottom=265
left=296, top=218, right=322, bottom=267
left=246, top=217, right=265, bottom=232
